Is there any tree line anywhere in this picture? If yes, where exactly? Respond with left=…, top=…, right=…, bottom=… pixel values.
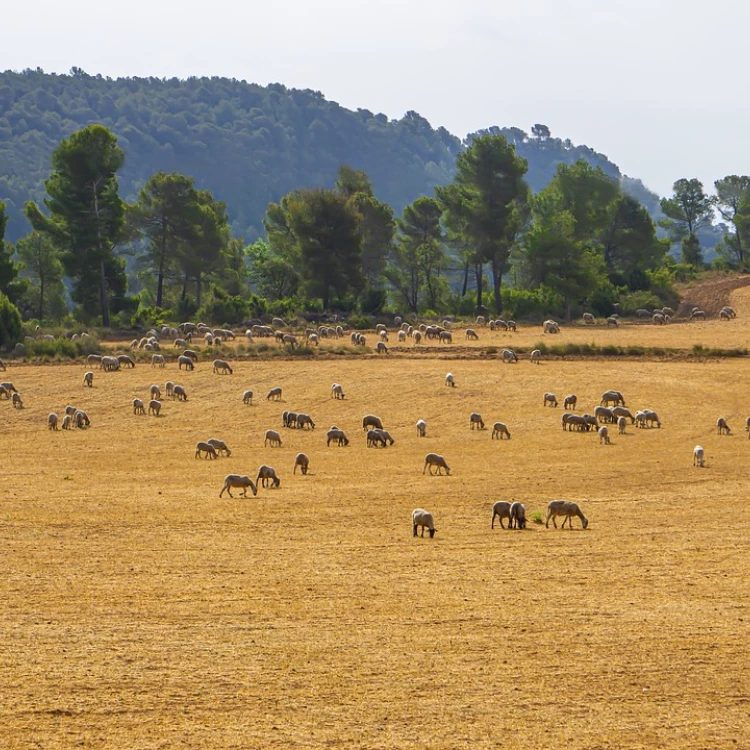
left=0, top=122, right=748, bottom=339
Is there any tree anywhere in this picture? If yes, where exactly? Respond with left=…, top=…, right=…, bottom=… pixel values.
left=0, top=293, right=22, bottom=349
left=713, top=176, right=750, bottom=266
left=15, top=231, right=65, bottom=320
left=25, top=124, right=126, bottom=325
left=531, top=124, right=551, bottom=142
left=388, top=196, right=445, bottom=312
left=660, top=178, right=714, bottom=266
left=0, top=202, right=26, bottom=303
left=437, top=134, right=529, bottom=314
left=283, top=189, right=364, bottom=309
left=247, top=239, right=300, bottom=300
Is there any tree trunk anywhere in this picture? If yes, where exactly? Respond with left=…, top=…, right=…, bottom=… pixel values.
left=491, top=256, right=503, bottom=315
left=38, top=275, right=44, bottom=321
left=461, top=262, right=470, bottom=297
left=196, top=273, right=202, bottom=309
left=181, top=273, right=189, bottom=301
left=99, top=260, right=110, bottom=327
left=156, top=250, right=165, bottom=308
left=474, top=263, right=483, bottom=312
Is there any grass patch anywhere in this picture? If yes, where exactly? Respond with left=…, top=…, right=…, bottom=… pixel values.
left=531, top=511, right=544, bottom=525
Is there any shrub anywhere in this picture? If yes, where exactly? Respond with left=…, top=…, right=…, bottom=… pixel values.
left=347, top=314, right=371, bottom=330
left=0, top=293, right=23, bottom=350
left=501, top=286, right=565, bottom=321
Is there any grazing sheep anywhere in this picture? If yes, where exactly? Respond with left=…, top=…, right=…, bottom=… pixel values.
left=416, top=419, right=427, bottom=437
left=721, top=306, right=737, bottom=319
left=717, top=417, right=731, bottom=435
left=133, top=398, right=146, bottom=415
left=491, top=422, right=511, bottom=440
left=47, top=413, right=59, bottom=430
left=165, top=381, right=175, bottom=398
left=205, top=439, right=230, bottom=457
left=636, top=308, right=651, bottom=318
left=379, top=329, right=389, bottom=342
left=641, top=409, right=661, bottom=428
left=690, top=309, right=706, bottom=320
left=439, top=330, right=453, bottom=344
left=86, top=354, right=103, bottom=367
left=307, top=332, right=319, bottom=346
left=150, top=354, right=166, bottom=368
left=11, top=392, right=22, bottom=409
left=545, top=500, right=589, bottom=529
left=74, top=410, right=90, bottom=429
left=242, top=389, right=254, bottom=404
left=83, top=371, right=94, bottom=387
left=720, top=309, right=731, bottom=320
left=598, top=425, right=610, bottom=444
left=283, top=411, right=297, bottom=428
left=510, top=501, right=527, bottom=529
left=530, top=349, right=541, bottom=365
left=183, top=349, right=199, bottom=361
left=219, top=474, right=258, bottom=498
left=582, top=312, right=595, bottom=324
left=445, top=373, right=455, bottom=387
left=612, top=406, right=635, bottom=423
left=195, top=441, right=218, bottom=459
left=264, top=429, right=282, bottom=447
left=282, top=334, right=298, bottom=349
left=507, top=320, right=517, bottom=332
left=501, top=348, right=518, bottom=364
left=412, top=508, right=437, bottom=538
left=475, top=315, right=486, bottom=327
left=212, top=359, right=233, bottom=375
left=618, top=416, right=627, bottom=434
left=296, top=413, right=316, bottom=430
left=150, top=384, right=161, bottom=400
left=294, top=452, right=310, bottom=474
left=256, top=465, right=281, bottom=488
left=582, top=414, right=598, bottom=431
left=693, top=445, right=705, bottom=467
left=491, top=501, right=512, bottom=529
left=469, top=412, right=485, bottom=430
left=543, top=392, right=558, bottom=407
left=423, top=453, right=450, bottom=475
left=101, top=355, right=120, bottom=371
left=266, top=387, right=283, bottom=401
left=494, top=319, right=508, bottom=331
left=178, top=355, right=194, bottom=371
left=174, top=338, right=187, bottom=348
left=594, top=406, right=616, bottom=423
left=600, top=390, right=625, bottom=407
left=331, top=383, right=345, bottom=399
left=376, top=341, right=389, bottom=355
left=0, top=386, right=11, bottom=400
left=367, top=428, right=395, bottom=447
left=398, top=330, right=407, bottom=342
left=326, top=427, right=349, bottom=446
left=465, top=328, right=479, bottom=341
left=412, top=330, right=422, bottom=345
left=562, top=414, right=586, bottom=431
left=148, top=399, right=162, bottom=416
left=543, top=319, right=560, bottom=334
left=362, top=414, right=384, bottom=431
left=652, top=312, right=666, bottom=325
left=564, top=394, right=577, bottom=410
left=61, top=414, right=72, bottom=430
left=117, top=354, right=136, bottom=368
left=64, top=405, right=77, bottom=416
left=606, top=316, right=619, bottom=327
left=663, top=306, right=675, bottom=317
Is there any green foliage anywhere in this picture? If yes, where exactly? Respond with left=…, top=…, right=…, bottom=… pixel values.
left=617, top=290, right=663, bottom=315
left=24, top=334, right=102, bottom=360
left=14, top=230, right=65, bottom=320
left=501, top=285, right=565, bottom=320
left=196, top=286, right=249, bottom=325
left=0, top=292, right=23, bottom=348
left=346, top=314, right=372, bottom=330
left=0, top=201, right=26, bottom=303
left=660, top=178, right=714, bottom=263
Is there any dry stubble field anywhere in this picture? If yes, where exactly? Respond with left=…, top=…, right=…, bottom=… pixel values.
left=3, top=296, right=750, bottom=749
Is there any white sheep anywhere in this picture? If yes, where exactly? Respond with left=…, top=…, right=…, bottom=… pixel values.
left=266, top=387, right=283, bottom=401
left=412, top=330, right=422, bottom=345
left=331, top=383, right=345, bottom=399
left=423, top=453, right=450, bottom=475
left=563, top=394, right=577, bottom=410
left=133, top=398, right=146, bottom=415
left=178, top=355, right=194, bottom=370
left=510, top=501, right=527, bottom=529
left=530, top=349, right=541, bottom=365
left=195, top=441, right=218, bottom=459
left=219, top=474, right=258, bottom=498
left=293, top=453, right=310, bottom=474
left=74, top=409, right=90, bottom=428
left=582, top=312, right=595, bottom=324
left=117, top=354, right=136, bottom=368
left=264, top=429, right=282, bottom=447
left=716, top=417, right=731, bottom=435
left=150, top=384, right=161, bottom=400
left=469, top=412, right=485, bottom=430
left=61, top=414, right=72, bottom=430
left=326, top=427, right=349, bottom=446
left=165, top=381, right=175, bottom=398
left=491, top=501, right=511, bottom=529
left=256, top=464, right=281, bottom=488
left=242, top=389, right=254, bottom=405
left=598, top=425, right=610, bottom=444
left=11, top=392, right=23, bottom=409
left=501, top=348, right=518, bottom=364
left=151, top=354, right=166, bottom=368
left=600, top=390, right=625, bottom=407
left=545, top=500, right=589, bottom=529
left=207, top=438, right=231, bottom=456
left=213, top=359, right=233, bottom=375
left=148, top=399, right=162, bottom=416
left=412, top=508, right=437, bottom=538
left=362, top=414, right=384, bottom=431
left=376, top=341, right=389, bottom=355
left=47, top=413, right=59, bottom=430
left=491, top=422, right=511, bottom=440
left=296, top=413, right=315, bottom=430
left=416, top=419, right=427, bottom=437
left=173, top=385, right=187, bottom=401
left=445, top=373, right=455, bottom=387
left=398, top=330, right=407, bottom=342
left=83, top=371, right=94, bottom=387
left=543, top=319, right=560, bottom=334
left=693, top=445, right=705, bottom=467
left=617, top=416, right=627, bottom=434
left=543, top=392, right=558, bottom=407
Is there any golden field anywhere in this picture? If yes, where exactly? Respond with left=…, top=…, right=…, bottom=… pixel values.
left=2, top=289, right=750, bottom=748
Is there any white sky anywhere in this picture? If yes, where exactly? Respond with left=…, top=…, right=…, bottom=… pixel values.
left=3, top=0, right=749, bottom=197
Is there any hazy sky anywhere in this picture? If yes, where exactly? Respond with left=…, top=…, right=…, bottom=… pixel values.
left=4, top=0, right=748, bottom=197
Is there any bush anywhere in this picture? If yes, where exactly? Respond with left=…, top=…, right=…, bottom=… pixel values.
left=347, top=314, right=372, bottom=330
left=617, top=290, right=662, bottom=315
left=196, top=288, right=249, bottom=325
left=359, top=286, right=388, bottom=315
left=0, top=293, right=23, bottom=350
left=501, top=286, right=565, bottom=321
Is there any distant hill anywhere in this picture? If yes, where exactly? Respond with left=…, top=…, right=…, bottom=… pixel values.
left=0, top=69, right=665, bottom=247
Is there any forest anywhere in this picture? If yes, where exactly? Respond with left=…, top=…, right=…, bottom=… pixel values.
left=0, top=69, right=748, bottom=337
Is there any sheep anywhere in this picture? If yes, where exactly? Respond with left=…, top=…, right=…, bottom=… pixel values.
left=0, top=381, right=16, bottom=394
left=439, top=330, right=453, bottom=344
left=283, top=411, right=298, bottom=428
left=376, top=341, right=389, bottom=355
left=148, top=400, right=162, bottom=416
left=397, top=330, right=407, bottom=342
left=11, top=392, right=23, bottom=409
left=501, top=348, right=518, bottom=364
left=326, top=427, right=349, bottom=446
left=491, top=501, right=512, bottom=529
left=465, top=328, right=479, bottom=340
left=690, top=309, right=706, bottom=320
left=663, top=306, right=676, bottom=317
left=165, top=381, right=175, bottom=398
left=264, top=429, right=282, bottom=447
left=412, top=330, right=422, bottom=345
left=362, top=414, right=384, bottom=431
left=423, top=453, right=450, bottom=475
left=510, top=501, right=527, bottom=529
left=606, top=316, right=619, bottom=327
left=296, top=413, right=316, bottom=430
left=543, top=392, right=558, bottom=407
left=178, top=355, right=194, bottom=371
left=74, top=409, right=90, bottom=429
left=598, top=425, right=610, bottom=445
left=617, top=416, right=627, bottom=434
left=412, top=508, right=437, bottom=538
left=545, top=500, right=589, bottom=529
left=469, top=412, right=485, bottom=430
left=47, top=413, right=59, bottom=430
left=174, top=338, right=187, bottom=348
left=721, top=305, right=737, bottom=318
left=491, top=422, right=511, bottom=440
left=642, top=409, right=661, bottom=428
left=582, top=414, right=598, bottom=431
left=543, top=319, right=560, bottom=333
left=416, top=419, right=427, bottom=437
left=562, top=414, right=586, bottom=431
left=101, top=355, right=120, bottom=372
left=489, top=320, right=496, bottom=331
left=530, top=349, right=541, bottom=365
left=195, top=441, right=218, bottom=459
left=212, top=359, right=233, bottom=375
left=720, top=309, right=731, bottom=320
left=693, top=445, right=705, bottom=467
left=219, top=474, right=258, bottom=498
left=294, top=452, right=310, bottom=474
left=150, top=384, right=161, bottom=400
left=582, top=312, right=595, bottom=324
left=0, top=385, right=10, bottom=400
left=183, top=349, right=199, bottom=361
left=242, top=389, right=254, bottom=405
left=367, top=428, right=394, bottom=447
left=612, top=406, right=635, bottom=423
left=507, top=321, right=517, bottom=332
left=600, top=390, right=625, bottom=407
left=266, top=387, right=283, bottom=401
left=61, top=414, right=72, bottom=430
left=445, top=373, right=455, bottom=387
left=83, top=371, right=94, bottom=387
left=475, top=315, right=486, bottom=327
left=331, top=383, right=345, bottom=399
left=594, top=406, right=616, bottom=423
left=256, top=464, right=281, bottom=488
left=282, top=334, right=298, bottom=349
left=716, top=417, right=731, bottom=435
left=64, top=405, right=77, bottom=416
left=133, top=398, right=146, bottom=415
left=307, top=333, right=319, bottom=346
left=379, top=329, right=389, bottom=342
left=117, top=354, right=136, bottom=368
left=636, top=308, right=651, bottom=318
left=652, top=312, right=666, bottom=325
left=564, top=394, right=577, bottom=410
left=494, top=319, right=508, bottom=331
